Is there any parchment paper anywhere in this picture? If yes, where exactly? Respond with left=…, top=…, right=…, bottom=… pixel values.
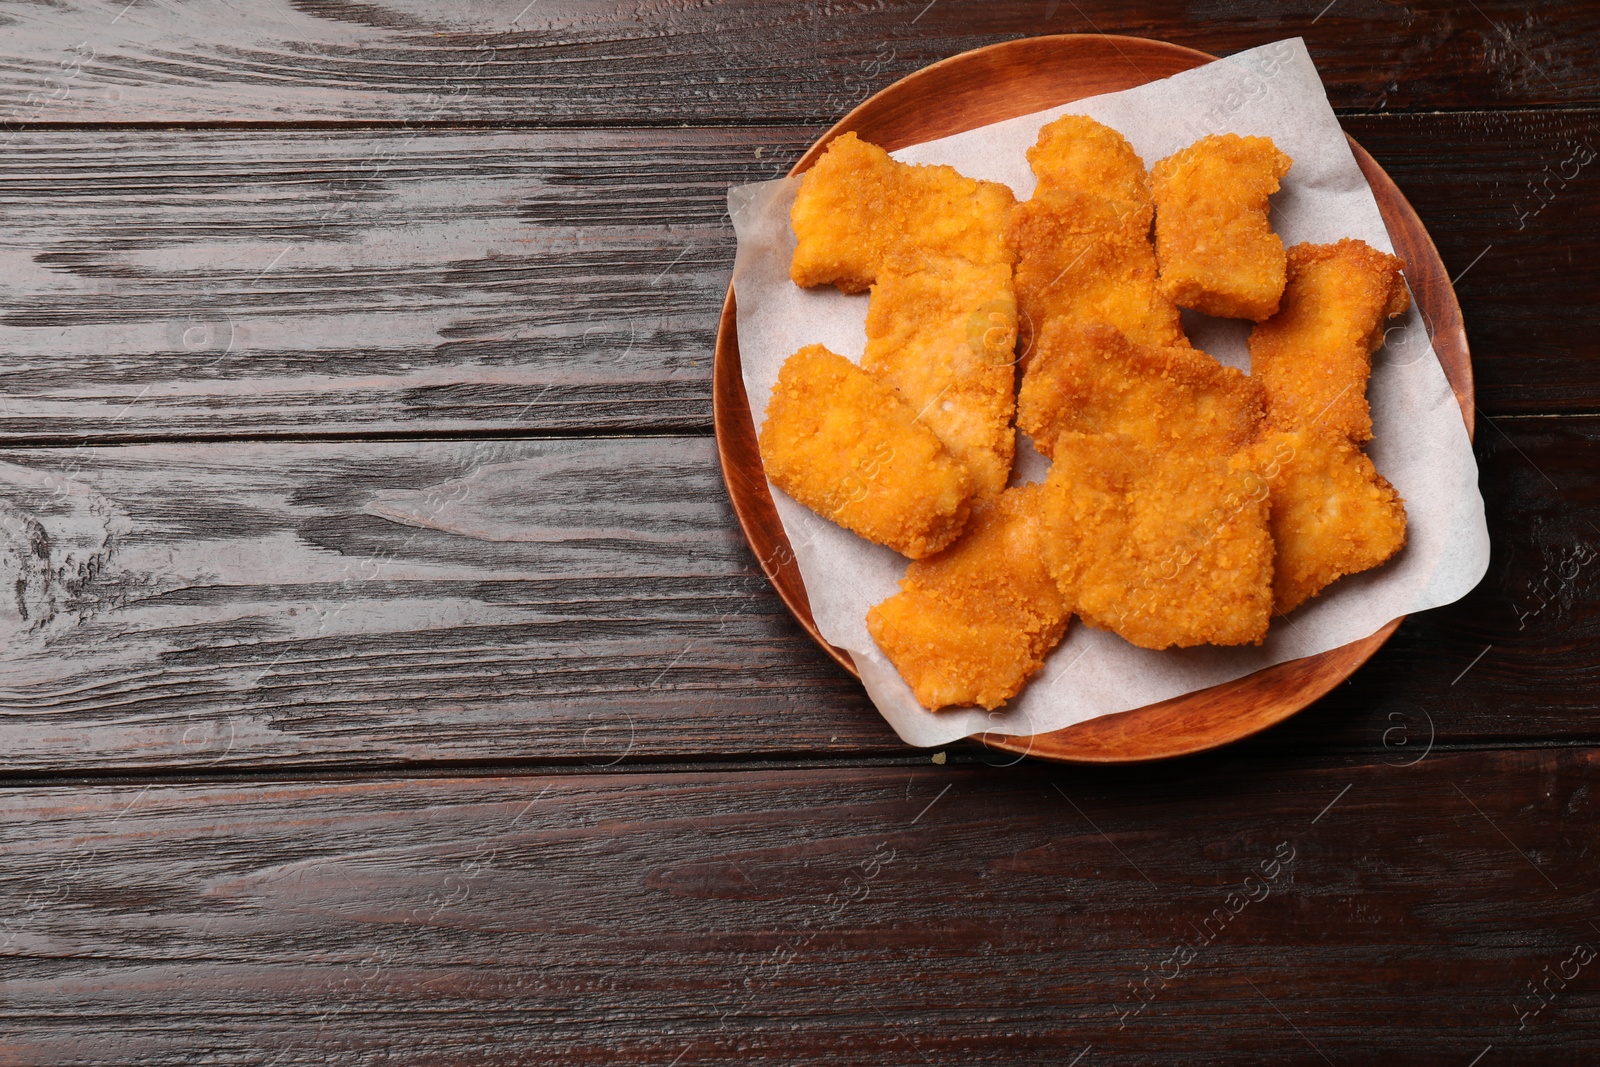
left=728, top=38, right=1490, bottom=747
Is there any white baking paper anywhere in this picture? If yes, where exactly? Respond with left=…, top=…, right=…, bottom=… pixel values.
left=728, top=38, right=1490, bottom=748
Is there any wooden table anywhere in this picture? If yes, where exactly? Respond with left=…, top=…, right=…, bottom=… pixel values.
left=1, top=2, right=1595, bottom=1062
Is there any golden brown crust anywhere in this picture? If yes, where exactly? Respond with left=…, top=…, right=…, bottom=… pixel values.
left=1039, top=434, right=1275, bottom=650
left=1151, top=133, right=1293, bottom=321
left=1009, top=116, right=1185, bottom=357
left=789, top=131, right=1017, bottom=293
left=1027, top=114, right=1151, bottom=206
left=1248, top=238, right=1410, bottom=442
left=1247, top=430, right=1408, bottom=613
left=1017, top=320, right=1264, bottom=459
left=863, top=251, right=1017, bottom=498
left=757, top=345, right=974, bottom=559
left=866, top=484, right=1070, bottom=710
left=1007, top=190, right=1186, bottom=357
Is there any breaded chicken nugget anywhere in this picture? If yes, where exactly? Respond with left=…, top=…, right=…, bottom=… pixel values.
left=759, top=345, right=973, bottom=559
left=789, top=131, right=1017, bottom=293
left=1040, top=434, right=1274, bottom=649
left=866, top=484, right=1070, bottom=710
left=1249, top=239, right=1410, bottom=442
left=1248, top=430, right=1407, bottom=614
left=1009, top=115, right=1184, bottom=355
left=1151, top=134, right=1293, bottom=321
left=863, top=251, right=1017, bottom=497
left=1017, top=320, right=1264, bottom=459
left=1027, top=114, right=1151, bottom=206
left=1008, top=190, right=1186, bottom=356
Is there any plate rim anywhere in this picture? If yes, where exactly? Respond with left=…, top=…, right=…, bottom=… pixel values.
left=713, top=33, right=1475, bottom=763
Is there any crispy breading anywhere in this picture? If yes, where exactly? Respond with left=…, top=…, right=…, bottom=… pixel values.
left=1010, top=115, right=1183, bottom=356
left=1027, top=114, right=1151, bottom=205
left=1248, top=430, right=1408, bottom=614
left=789, top=131, right=1017, bottom=293
left=1039, top=434, right=1274, bottom=649
left=1151, top=134, right=1293, bottom=321
left=1008, top=190, right=1186, bottom=356
left=866, top=484, right=1070, bottom=710
left=758, top=345, right=973, bottom=559
left=863, top=251, right=1017, bottom=497
left=1017, top=320, right=1264, bottom=459
left=1249, top=239, right=1410, bottom=442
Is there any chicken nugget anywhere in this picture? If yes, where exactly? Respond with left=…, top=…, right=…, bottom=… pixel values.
left=866, top=484, right=1070, bottom=710
left=1151, top=134, right=1293, bottom=322
left=1040, top=434, right=1274, bottom=649
left=759, top=345, right=973, bottom=558
left=1018, top=320, right=1264, bottom=459
left=789, top=131, right=1017, bottom=293
left=1008, top=190, right=1186, bottom=356
left=1010, top=115, right=1182, bottom=354
left=863, top=251, right=1017, bottom=497
left=1027, top=114, right=1150, bottom=206
left=1249, top=239, right=1410, bottom=442
left=1248, top=430, right=1407, bottom=614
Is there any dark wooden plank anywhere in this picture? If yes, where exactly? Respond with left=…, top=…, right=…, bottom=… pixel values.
left=1, top=0, right=1596, bottom=129
left=1341, top=108, right=1600, bottom=418
left=0, top=435, right=891, bottom=773
left=0, top=417, right=1594, bottom=773
left=0, top=127, right=808, bottom=440
left=0, top=111, right=1592, bottom=442
left=3, top=750, right=1599, bottom=1063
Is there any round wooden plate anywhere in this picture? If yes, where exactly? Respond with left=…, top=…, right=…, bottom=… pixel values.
left=713, top=34, right=1474, bottom=763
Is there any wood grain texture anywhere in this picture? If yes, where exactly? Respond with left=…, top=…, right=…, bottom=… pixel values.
left=0, top=127, right=807, bottom=439
left=0, top=2, right=1589, bottom=1060
left=0, top=436, right=892, bottom=773
left=1362, top=108, right=1600, bottom=417
left=0, top=418, right=1591, bottom=773
left=0, top=0, right=1596, bottom=129
left=0, top=110, right=1591, bottom=442
left=3, top=751, right=1599, bottom=1064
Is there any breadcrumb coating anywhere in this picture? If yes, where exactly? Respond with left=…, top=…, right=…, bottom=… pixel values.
left=1040, top=434, right=1275, bottom=649
left=758, top=345, right=974, bottom=559
left=1249, top=238, right=1410, bottom=442
left=863, top=250, right=1017, bottom=498
left=867, top=484, right=1070, bottom=710
left=1027, top=113, right=1151, bottom=206
left=1009, top=115, right=1184, bottom=356
left=789, top=131, right=1017, bottom=293
left=1151, top=133, right=1293, bottom=321
left=1008, top=190, right=1186, bottom=357
left=1018, top=320, right=1264, bottom=459
left=1248, top=430, right=1408, bottom=614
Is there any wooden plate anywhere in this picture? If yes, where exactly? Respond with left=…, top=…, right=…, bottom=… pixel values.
left=713, top=34, right=1474, bottom=763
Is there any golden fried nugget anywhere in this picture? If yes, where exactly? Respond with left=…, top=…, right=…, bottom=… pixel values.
left=863, top=251, right=1017, bottom=497
left=759, top=345, right=973, bottom=558
left=1011, top=115, right=1182, bottom=353
left=1152, top=134, right=1293, bottom=321
left=1249, top=239, right=1410, bottom=442
left=1027, top=114, right=1150, bottom=206
left=1249, top=430, right=1407, bottom=614
left=1008, top=190, right=1186, bottom=356
left=789, top=131, right=1017, bottom=293
left=1040, top=434, right=1274, bottom=649
left=1017, top=320, right=1264, bottom=459
left=867, top=484, right=1070, bottom=710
